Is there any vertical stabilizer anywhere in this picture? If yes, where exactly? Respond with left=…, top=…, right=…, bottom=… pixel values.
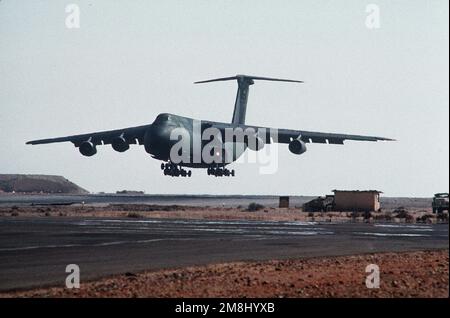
left=194, top=75, right=303, bottom=125
left=231, top=76, right=254, bottom=124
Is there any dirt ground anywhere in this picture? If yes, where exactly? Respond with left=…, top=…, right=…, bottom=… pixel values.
left=0, top=204, right=446, bottom=224
left=1, top=250, right=447, bottom=298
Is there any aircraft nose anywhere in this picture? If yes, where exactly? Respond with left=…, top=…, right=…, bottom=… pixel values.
left=150, top=123, right=171, bottom=143
left=144, top=122, right=173, bottom=156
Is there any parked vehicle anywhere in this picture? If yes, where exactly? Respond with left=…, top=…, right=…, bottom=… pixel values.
left=432, top=193, right=449, bottom=214
left=303, top=195, right=335, bottom=212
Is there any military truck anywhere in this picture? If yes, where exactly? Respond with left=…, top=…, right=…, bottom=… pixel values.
left=432, top=193, right=449, bottom=214
left=303, top=195, right=335, bottom=212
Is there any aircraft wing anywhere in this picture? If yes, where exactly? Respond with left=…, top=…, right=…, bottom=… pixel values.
left=271, top=127, right=394, bottom=144
left=26, top=124, right=150, bottom=147
left=207, top=122, right=394, bottom=145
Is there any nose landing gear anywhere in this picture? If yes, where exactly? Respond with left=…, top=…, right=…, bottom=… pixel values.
left=207, top=167, right=235, bottom=177
left=161, top=162, right=192, bottom=177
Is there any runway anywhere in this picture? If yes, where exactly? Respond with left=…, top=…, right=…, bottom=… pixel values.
left=0, top=217, right=447, bottom=291
left=0, top=194, right=315, bottom=208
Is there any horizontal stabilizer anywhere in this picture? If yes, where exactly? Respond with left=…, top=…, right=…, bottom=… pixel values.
left=194, top=74, right=303, bottom=84
left=195, top=75, right=303, bottom=125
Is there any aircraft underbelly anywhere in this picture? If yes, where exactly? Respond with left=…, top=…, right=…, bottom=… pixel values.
left=145, top=116, right=248, bottom=168
left=180, top=142, right=246, bottom=168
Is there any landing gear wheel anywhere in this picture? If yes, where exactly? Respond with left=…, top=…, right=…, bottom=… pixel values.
left=162, top=162, right=191, bottom=177
left=206, top=166, right=235, bottom=177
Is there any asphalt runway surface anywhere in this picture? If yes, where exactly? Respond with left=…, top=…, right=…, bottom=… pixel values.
left=0, top=194, right=314, bottom=208
left=0, top=217, right=447, bottom=291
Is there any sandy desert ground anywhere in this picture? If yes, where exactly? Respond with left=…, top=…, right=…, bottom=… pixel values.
left=2, top=250, right=447, bottom=298
left=0, top=203, right=447, bottom=224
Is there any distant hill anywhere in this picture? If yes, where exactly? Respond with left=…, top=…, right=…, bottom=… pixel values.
left=0, top=174, right=89, bottom=194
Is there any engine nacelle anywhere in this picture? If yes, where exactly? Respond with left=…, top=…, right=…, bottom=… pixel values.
left=288, top=138, right=307, bottom=155
left=79, top=141, right=97, bottom=157
left=111, top=136, right=130, bottom=152
left=245, top=135, right=265, bottom=151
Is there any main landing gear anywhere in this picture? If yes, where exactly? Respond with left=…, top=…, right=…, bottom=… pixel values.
left=161, top=162, right=192, bottom=177
left=207, top=167, right=235, bottom=177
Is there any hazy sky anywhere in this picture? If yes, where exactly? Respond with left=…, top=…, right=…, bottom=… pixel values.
left=1, top=0, right=448, bottom=197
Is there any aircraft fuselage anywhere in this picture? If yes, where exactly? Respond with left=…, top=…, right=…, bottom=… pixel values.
left=144, top=113, right=248, bottom=168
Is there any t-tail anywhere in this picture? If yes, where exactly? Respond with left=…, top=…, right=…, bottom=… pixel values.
left=195, top=75, right=303, bottom=125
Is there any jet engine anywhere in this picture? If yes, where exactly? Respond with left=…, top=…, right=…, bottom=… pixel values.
left=111, top=136, right=130, bottom=152
left=288, top=138, right=307, bottom=155
left=79, top=141, right=97, bottom=156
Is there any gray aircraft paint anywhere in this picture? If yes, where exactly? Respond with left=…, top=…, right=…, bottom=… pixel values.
left=27, top=75, right=393, bottom=172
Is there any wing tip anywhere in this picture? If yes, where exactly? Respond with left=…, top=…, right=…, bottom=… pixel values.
left=380, top=137, right=396, bottom=142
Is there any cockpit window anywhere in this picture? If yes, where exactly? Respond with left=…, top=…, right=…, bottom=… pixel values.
left=155, top=113, right=170, bottom=123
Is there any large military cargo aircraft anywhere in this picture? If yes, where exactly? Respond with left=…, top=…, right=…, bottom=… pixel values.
left=27, top=75, right=393, bottom=177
